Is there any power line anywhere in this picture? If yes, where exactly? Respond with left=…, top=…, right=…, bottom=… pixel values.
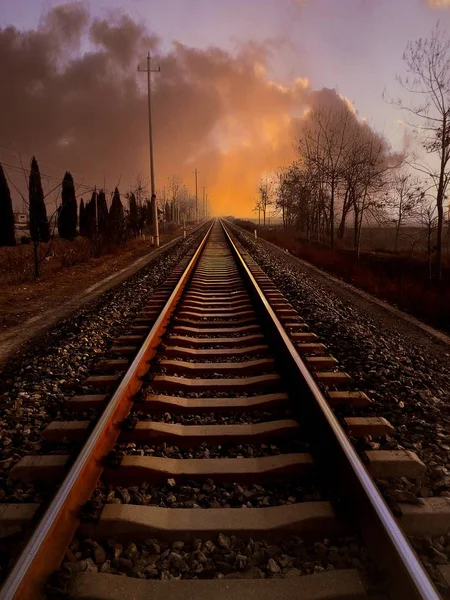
left=0, top=144, right=67, bottom=175
left=0, top=159, right=114, bottom=195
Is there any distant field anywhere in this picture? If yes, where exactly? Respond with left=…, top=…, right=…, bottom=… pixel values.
left=234, top=220, right=450, bottom=332
left=341, top=227, right=443, bottom=255
left=238, top=222, right=444, bottom=255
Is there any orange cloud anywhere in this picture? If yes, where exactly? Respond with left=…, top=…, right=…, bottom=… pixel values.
left=0, top=6, right=315, bottom=217
left=0, top=5, right=380, bottom=219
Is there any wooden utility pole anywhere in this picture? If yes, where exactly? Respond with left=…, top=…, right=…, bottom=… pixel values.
left=202, top=186, right=207, bottom=220
left=194, top=168, right=199, bottom=223
left=138, top=53, right=160, bottom=247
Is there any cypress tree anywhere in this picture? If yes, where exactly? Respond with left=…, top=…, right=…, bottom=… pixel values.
left=29, top=156, right=50, bottom=243
left=128, top=192, right=138, bottom=235
left=58, top=171, right=77, bottom=240
left=139, top=201, right=147, bottom=232
left=146, top=200, right=153, bottom=226
left=0, top=162, right=16, bottom=246
left=85, top=191, right=97, bottom=239
left=108, top=187, right=124, bottom=244
left=97, top=189, right=108, bottom=235
left=79, top=198, right=86, bottom=236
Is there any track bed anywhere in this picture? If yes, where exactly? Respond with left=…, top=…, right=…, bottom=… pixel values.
left=0, top=221, right=441, bottom=600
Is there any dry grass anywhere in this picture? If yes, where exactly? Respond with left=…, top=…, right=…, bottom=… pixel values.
left=0, top=232, right=165, bottom=286
left=237, top=221, right=450, bottom=332
left=0, top=229, right=183, bottom=332
left=0, top=246, right=32, bottom=284
left=0, top=237, right=94, bottom=285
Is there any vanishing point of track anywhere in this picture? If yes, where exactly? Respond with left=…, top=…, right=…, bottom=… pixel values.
left=0, top=220, right=441, bottom=600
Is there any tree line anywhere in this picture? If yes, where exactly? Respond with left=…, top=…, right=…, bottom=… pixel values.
left=160, top=174, right=200, bottom=224
left=255, top=23, right=450, bottom=283
left=0, top=155, right=202, bottom=277
left=0, top=156, right=156, bottom=276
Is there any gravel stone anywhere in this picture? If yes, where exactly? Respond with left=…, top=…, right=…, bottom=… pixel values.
left=217, top=533, right=231, bottom=550
left=128, top=409, right=292, bottom=426
left=267, top=557, right=281, bottom=573
left=229, top=224, right=450, bottom=500
left=81, top=477, right=326, bottom=519
left=109, top=439, right=309, bottom=464
left=51, top=533, right=369, bottom=586
left=0, top=229, right=208, bottom=587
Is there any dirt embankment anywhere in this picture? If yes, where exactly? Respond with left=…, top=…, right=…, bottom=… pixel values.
left=0, top=229, right=190, bottom=364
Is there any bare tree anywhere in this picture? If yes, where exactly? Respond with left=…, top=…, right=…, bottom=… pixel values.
left=387, top=23, right=450, bottom=281
left=419, top=197, right=439, bottom=282
left=298, top=106, right=352, bottom=247
left=178, top=184, right=194, bottom=222
left=297, top=109, right=395, bottom=252
left=352, top=129, right=392, bottom=259
left=387, top=170, right=425, bottom=252
left=131, top=172, right=149, bottom=209
left=252, top=196, right=262, bottom=226
left=167, top=174, right=183, bottom=224
left=275, top=163, right=317, bottom=238
left=297, top=128, right=330, bottom=243
left=276, top=166, right=300, bottom=230
left=258, top=178, right=273, bottom=226
left=338, top=122, right=369, bottom=241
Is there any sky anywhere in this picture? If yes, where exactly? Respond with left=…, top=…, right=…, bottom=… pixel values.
left=0, top=0, right=449, bottom=216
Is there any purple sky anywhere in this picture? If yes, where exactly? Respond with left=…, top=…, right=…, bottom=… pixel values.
left=1, top=0, right=449, bottom=215
left=1, top=0, right=449, bottom=153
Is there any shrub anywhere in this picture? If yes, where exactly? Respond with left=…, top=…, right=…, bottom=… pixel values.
left=0, top=246, right=33, bottom=284
left=58, top=237, right=93, bottom=267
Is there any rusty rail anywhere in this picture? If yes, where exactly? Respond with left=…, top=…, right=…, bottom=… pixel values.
left=1, top=218, right=440, bottom=600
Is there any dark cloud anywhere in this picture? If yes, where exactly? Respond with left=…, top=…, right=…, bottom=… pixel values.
left=0, top=2, right=384, bottom=216
left=90, top=12, right=158, bottom=67
left=39, top=2, right=89, bottom=50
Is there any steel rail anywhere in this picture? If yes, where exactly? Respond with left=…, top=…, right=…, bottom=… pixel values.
left=220, top=219, right=439, bottom=600
left=0, top=221, right=214, bottom=600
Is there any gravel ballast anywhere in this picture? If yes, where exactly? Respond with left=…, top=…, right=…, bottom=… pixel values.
left=0, top=229, right=207, bottom=485
left=80, top=478, right=325, bottom=519
left=225, top=224, right=450, bottom=587
left=47, top=533, right=370, bottom=594
left=125, top=410, right=293, bottom=426
left=108, top=439, right=309, bottom=463
left=229, top=223, right=450, bottom=497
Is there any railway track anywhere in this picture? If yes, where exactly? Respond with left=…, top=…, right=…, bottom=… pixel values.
left=0, top=220, right=443, bottom=600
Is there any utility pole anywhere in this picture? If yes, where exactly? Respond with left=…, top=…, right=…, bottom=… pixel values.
left=194, top=168, right=199, bottom=223
left=202, top=186, right=207, bottom=220
left=162, top=188, right=166, bottom=232
left=138, top=52, right=160, bottom=247
left=206, top=192, right=208, bottom=218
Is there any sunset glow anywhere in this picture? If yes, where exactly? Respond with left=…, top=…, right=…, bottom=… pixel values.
left=0, top=0, right=448, bottom=216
